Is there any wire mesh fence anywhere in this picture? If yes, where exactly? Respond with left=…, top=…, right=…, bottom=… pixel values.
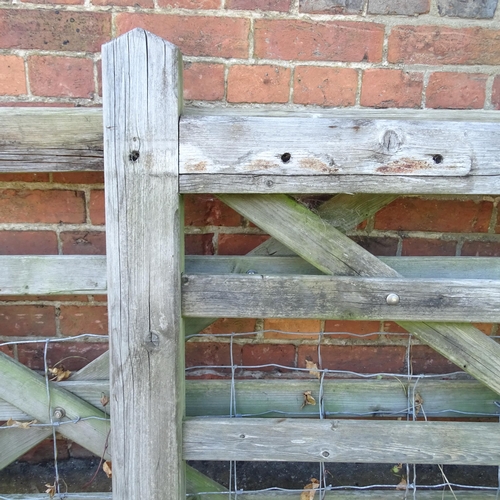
left=1, top=327, right=500, bottom=498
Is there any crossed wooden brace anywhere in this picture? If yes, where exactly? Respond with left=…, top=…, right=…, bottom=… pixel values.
left=1, top=192, right=498, bottom=492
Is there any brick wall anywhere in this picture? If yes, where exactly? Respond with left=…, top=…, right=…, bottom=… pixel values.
left=0, top=0, right=499, bottom=459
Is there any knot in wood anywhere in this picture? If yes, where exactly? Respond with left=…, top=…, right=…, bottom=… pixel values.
left=382, top=130, right=401, bottom=154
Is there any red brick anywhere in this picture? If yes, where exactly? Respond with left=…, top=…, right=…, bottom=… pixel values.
left=241, top=344, right=295, bottom=369
left=0, top=190, right=85, bottom=223
left=0, top=295, right=87, bottom=302
left=89, top=190, right=105, bottom=225
left=402, top=238, right=457, bottom=256
left=263, top=318, right=321, bottom=339
left=299, top=0, right=363, bottom=14
left=159, top=0, right=219, bottom=7
left=60, top=305, right=108, bottom=336
left=0, top=343, right=15, bottom=358
left=184, top=63, right=224, bottom=101
left=298, top=345, right=406, bottom=374
left=0, top=305, right=56, bottom=336
left=0, top=173, right=49, bottom=182
left=382, top=321, right=409, bottom=335
left=18, top=342, right=108, bottom=371
left=227, top=0, right=290, bottom=11
left=388, top=26, right=500, bottom=65
left=461, top=240, right=500, bottom=256
left=185, top=195, right=242, bottom=226
left=186, top=342, right=241, bottom=367
left=185, top=234, right=214, bottom=255
left=361, top=69, right=423, bottom=109
left=293, top=66, right=357, bottom=107
left=93, top=0, right=152, bottom=8
left=61, top=231, right=106, bottom=255
left=473, top=323, right=495, bottom=335
left=254, top=19, right=384, bottom=62
left=29, top=56, right=94, bottom=99
left=69, top=441, right=99, bottom=459
left=492, top=76, right=500, bottom=110
left=350, top=236, right=399, bottom=256
left=200, top=318, right=257, bottom=335
left=324, top=320, right=381, bottom=340
left=218, top=234, right=270, bottom=255
left=116, top=14, right=249, bottom=58
left=374, top=198, right=492, bottom=233
left=0, top=55, right=26, bottom=96
left=368, top=0, right=430, bottom=15
left=426, top=72, right=486, bottom=109
left=227, top=65, right=290, bottom=104
left=0, top=10, right=111, bottom=52
left=20, top=438, right=70, bottom=463
left=52, top=172, right=104, bottom=184
left=411, top=345, right=460, bottom=374
left=0, top=231, right=57, bottom=255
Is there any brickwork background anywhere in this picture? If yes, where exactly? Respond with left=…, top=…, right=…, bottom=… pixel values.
left=0, top=0, right=499, bottom=460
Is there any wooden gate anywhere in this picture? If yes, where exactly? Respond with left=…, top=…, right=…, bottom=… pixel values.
left=1, top=27, right=500, bottom=499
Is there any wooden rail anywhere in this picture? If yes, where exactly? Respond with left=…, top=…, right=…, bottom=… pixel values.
left=1, top=27, right=499, bottom=500
left=1, top=107, right=499, bottom=194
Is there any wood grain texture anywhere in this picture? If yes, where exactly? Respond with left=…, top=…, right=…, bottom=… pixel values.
left=0, top=352, right=110, bottom=460
left=2, top=255, right=498, bottom=296
left=217, top=194, right=500, bottom=395
left=103, top=28, right=184, bottom=500
left=0, top=427, right=52, bottom=470
left=179, top=114, right=500, bottom=193
left=182, top=274, right=500, bottom=322
left=3, top=378, right=496, bottom=421
left=184, top=418, right=500, bottom=465
left=0, top=108, right=103, bottom=172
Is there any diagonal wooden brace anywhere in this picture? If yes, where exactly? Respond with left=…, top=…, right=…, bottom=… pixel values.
left=217, top=194, right=500, bottom=396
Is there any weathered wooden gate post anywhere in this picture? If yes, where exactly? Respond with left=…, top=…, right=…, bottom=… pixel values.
left=102, top=29, right=184, bottom=499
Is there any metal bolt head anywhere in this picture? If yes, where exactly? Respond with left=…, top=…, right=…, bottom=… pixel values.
left=246, top=269, right=257, bottom=275
left=53, top=407, right=66, bottom=420
left=386, top=293, right=400, bottom=305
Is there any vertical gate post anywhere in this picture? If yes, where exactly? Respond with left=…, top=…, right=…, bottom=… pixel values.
left=102, top=29, right=184, bottom=499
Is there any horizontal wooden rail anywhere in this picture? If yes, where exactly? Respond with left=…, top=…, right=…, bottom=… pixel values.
left=1, top=107, right=499, bottom=194
left=2, top=379, right=497, bottom=421
left=1, top=255, right=498, bottom=295
left=182, top=274, right=500, bottom=322
left=183, top=418, right=500, bottom=465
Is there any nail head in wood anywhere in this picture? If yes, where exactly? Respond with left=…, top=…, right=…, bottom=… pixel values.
left=386, top=293, right=400, bottom=305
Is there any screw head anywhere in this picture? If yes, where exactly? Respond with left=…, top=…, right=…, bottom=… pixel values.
left=246, top=269, right=257, bottom=275
left=386, top=293, right=400, bottom=305
left=53, top=407, right=66, bottom=420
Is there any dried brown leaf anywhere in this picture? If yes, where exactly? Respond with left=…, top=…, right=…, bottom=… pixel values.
left=45, top=483, right=56, bottom=498
left=100, top=393, right=110, bottom=408
left=300, top=478, right=320, bottom=500
left=396, top=477, right=407, bottom=490
left=103, top=460, right=112, bottom=479
left=49, top=366, right=71, bottom=382
left=301, top=391, right=316, bottom=409
left=6, top=418, right=37, bottom=429
left=414, top=392, right=424, bottom=416
left=305, top=359, right=321, bottom=380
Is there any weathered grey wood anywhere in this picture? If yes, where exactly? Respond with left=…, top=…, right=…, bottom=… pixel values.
left=180, top=173, right=500, bottom=194
left=183, top=275, right=500, bottom=322
left=180, top=116, right=494, bottom=176
left=2, top=255, right=499, bottom=295
left=0, top=427, right=52, bottom=470
left=179, top=115, right=500, bottom=193
left=184, top=418, right=500, bottom=465
left=0, top=256, right=107, bottom=295
left=4, top=378, right=497, bottom=420
left=0, top=108, right=103, bottom=172
left=103, top=28, right=184, bottom=500
left=218, top=194, right=500, bottom=395
left=0, top=352, right=110, bottom=459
